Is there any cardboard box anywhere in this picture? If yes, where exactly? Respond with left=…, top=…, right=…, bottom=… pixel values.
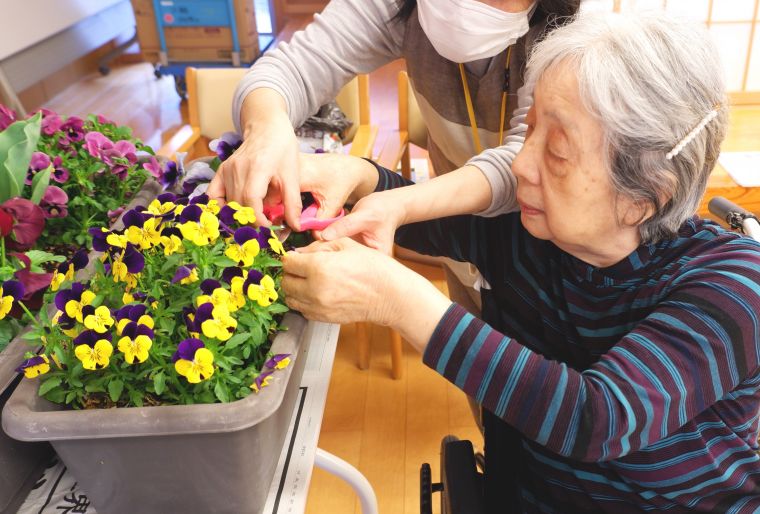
left=131, top=0, right=259, bottom=63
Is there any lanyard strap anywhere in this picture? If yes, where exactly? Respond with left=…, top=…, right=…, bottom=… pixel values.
left=458, top=46, right=512, bottom=155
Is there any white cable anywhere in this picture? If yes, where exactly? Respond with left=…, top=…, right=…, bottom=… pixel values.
left=315, top=448, right=378, bottom=514
left=666, top=108, right=719, bottom=160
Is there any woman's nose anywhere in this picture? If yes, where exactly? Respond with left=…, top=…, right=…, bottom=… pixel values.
left=512, top=139, right=539, bottom=185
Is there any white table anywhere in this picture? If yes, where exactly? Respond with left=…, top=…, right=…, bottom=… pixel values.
left=15, top=321, right=377, bottom=514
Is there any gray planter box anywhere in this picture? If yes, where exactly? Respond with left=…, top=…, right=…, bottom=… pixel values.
left=3, top=312, right=309, bottom=514
left=0, top=178, right=165, bottom=513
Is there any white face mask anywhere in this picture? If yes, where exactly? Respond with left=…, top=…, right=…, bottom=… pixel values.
left=417, top=0, right=535, bottom=63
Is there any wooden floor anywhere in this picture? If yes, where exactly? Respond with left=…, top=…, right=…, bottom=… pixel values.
left=35, top=50, right=760, bottom=514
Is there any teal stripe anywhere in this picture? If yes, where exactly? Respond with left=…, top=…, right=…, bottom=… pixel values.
left=586, top=369, right=637, bottom=457
left=537, top=365, right=568, bottom=445
left=435, top=314, right=472, bottom=375
left=494, top=345, right=528, bottom=417
left=476, top=336, right=510, bottom=402
left=454, top=324, right=490, bottom=388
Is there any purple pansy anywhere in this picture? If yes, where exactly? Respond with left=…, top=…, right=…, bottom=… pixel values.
left=89, top=228, right=110, bottom=252
left=40, top=112, right=63, bottom=136
left=143, top=156, right=162, bottom=179
left=2, top=280, right=25, bottom=301
left=265, top=354, right=291, bottom=369
left=255, top=226, right=271, bottom=251
left=40, top=186, right=69, bottom=218
left=233, top=226, right=258, bottom=245
left=54, top=282, right=86, bottom=312
left=15, top=355, right=47, bottom=374
left=178, top=204, right=202, bottom=223
left=171, top=264, right=197, bottom=284
left=200, top=279, right=221, bottom=295
left=221, top=266, right=243, bottom=284
left=50, top=156, right=69, bottom=183
left=172, top=338, right=205, bottom=363
left=209, top=132, right=243, bottom=161
left=119, top=244, right=146, bottom=274
left=26, top=152, right=51, bottom=185
left=120, top=321, right=154, bottom=340
left=252, top=370, right=274, bottom=392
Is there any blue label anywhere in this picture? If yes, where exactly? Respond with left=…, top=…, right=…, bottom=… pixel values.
left=157, top=0, right=232, bottom=27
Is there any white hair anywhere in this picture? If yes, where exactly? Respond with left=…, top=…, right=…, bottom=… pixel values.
left=525, top=11, right=728, bottom=242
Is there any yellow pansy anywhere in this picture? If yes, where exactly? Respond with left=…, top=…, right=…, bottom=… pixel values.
left=106, top=233, right=128, bottom=248
left=178, top=211, right=219, bottom=246
left=160, top=233, right=184, bottom=256
left=147, top=199, right=176, bottom=216
left=126, top=217, right=162, bottom=250
left=118, top=334, right=153, bottom=364
left=74, top=340, right=113, bottom=370
left=65, top=290, right=96, bottom=322
left=84, top=306, right=115, bottom=333
left=228, top=201, right=256, bottom=225
left=268, top=236, right=285, bottom=255
left=174, top=348, right=215, bottom=383
left=200, top=309, right=237, bottom=341
left=247, top=275, right=278, bottom=307
left=224, top=239, right=260, bottom=267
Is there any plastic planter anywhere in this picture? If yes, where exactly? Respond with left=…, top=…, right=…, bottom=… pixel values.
left=3, top=313, right=309, bottom=514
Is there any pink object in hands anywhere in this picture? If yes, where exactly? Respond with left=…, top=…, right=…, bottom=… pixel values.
left=262, top=202, right=344, bottom=231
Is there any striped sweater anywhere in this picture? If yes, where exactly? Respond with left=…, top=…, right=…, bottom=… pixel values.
left=376, top=167, right=760, bottom=513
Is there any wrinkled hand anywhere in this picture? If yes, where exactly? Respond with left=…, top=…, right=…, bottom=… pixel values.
left=320, top=191, right=404, bottom=255
left=282, top=238, right=408, bottom=325
left=207, top=115, right=302, bottom=229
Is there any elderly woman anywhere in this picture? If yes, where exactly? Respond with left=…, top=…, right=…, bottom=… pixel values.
left=283, top=11, right=760, bottom=513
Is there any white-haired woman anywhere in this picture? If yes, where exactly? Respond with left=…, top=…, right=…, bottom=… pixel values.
left=282, top=11, right=760, bottom=513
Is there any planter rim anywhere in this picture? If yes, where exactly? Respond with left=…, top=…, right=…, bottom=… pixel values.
left=2, top=312, right=306, bottom=441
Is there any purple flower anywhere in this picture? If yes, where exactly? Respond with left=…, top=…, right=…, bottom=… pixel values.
left=178, top=204, right=202, bottom=223
left=194, top=302, right=214, bottom=326
left=40, top=112, right=62, bottom=136
left=255, top=226, right=271, bottom=251
left=2, top=280, right=25, bottom=301
left=182, top=306, right=197, bottom=333
left=158, top=161, right=182, bottom=190
left=143, top=156, right=162, bottom=179
left=2, top=198, right=46, bottom=251
left=209, top=132, right=242, bottom=161
left=54, top=282, right=86, bottom=312
left=50, top=156, right=69, bottom=183
left=172, top=338, right=205, bottom=363
left=107, top=207, right=125, bottom=220
left=221, top=266, right=243, bottom=284
left=59, top=116, right=84, bottom=144
left=200, top=279, right=221, bottom=295
left=265, top=354, right=291, bottom=370
left=122, top=209, right=149, bottom=229
left=96, top=114, right=114, bottom=125
left=55, top=249, right=88, bottom=275
left=40, top=186, right=69, bottom=218
left=15, top=355, right=48, bottom=375
left=74, top=329, right=112, bottom=348
left=26, top=152, right=52, bottom=185
left=182, top=160, right=216, bottom=196
left=218, top=205, right=236, bottom=226
left=120, top=244, right=145, bottom=274
left=0, top=104, right=16, bottom=131
left=252, top=370, right=274, bottom=392
left=84, top=131, right=111, bottom=159
left=120, top=320, right=154, bottom=340
left=171, top=264, right=197, bottom=284
left=115, top=303, right=148, bottom=322
left=234, top=226, right=258, bottom=245
left=89, top=228, right=110, bottom=252
left=84, top=132, right=137, bottom=179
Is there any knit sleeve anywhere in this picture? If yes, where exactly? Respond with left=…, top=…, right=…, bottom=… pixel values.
left=232, top=0, right=404, bottom=132
left=424, top=242, right=760, bottom=462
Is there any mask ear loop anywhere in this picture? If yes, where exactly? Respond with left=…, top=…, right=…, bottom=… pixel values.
left=665, top=106, right=721, bottom=161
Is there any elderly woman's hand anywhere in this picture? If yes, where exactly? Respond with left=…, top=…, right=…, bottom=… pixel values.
left=281, top=238, right=404, bottom=325
left=319, top=191, right=405, bottom=255
left=282, top=238, right=453, bottom=350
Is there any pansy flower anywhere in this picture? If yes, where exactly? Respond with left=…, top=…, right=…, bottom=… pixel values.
left=50, top=156, right=69, bottom=183
left=111, top=244, right=145, bottom=283
left=172, top=264, right=199, bottom=285
left=265, top=353, right=291, bottom=370
left=15, top=355, right=50, bottom=378
left=0, top=280, right=24, bottom=320
left=55, top=283, right=96, bottom=323
left=251, top=370, right=274, bottom=393
left=117, top=321, right=154, bottom=364
left=195, top=302, right=237, bottom=341
left=159, top=226, right=184, bottom=256
left=225, top=227, right=260, bottom=267
left=126, top=216, right=162, bottom=250
left=173, top=338, right=214, bottom=383
left=0, top=104, right=16, bottom=131
left=84, top=305, right=115, bottom=333
left=246, top=274, right=278, bottom=307
left=114, top=303, right=154, bottom=334
left=179, top=210, right=220, bottom=246
left=226, top=201, right=256, bottom=225
left=40, top=186, right=69, bottom=218
left=73, top=330, right=113, bottom=370
left=209, top=132, right=242, bottom=162
left=26, top=152, right=51, bottom=185
left=50, top=249, right=88, bottom=291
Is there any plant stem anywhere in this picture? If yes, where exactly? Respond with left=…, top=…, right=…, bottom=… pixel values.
left=17, top=301, right=43, bottom=330
left=1, top=237, right=6, bottom=268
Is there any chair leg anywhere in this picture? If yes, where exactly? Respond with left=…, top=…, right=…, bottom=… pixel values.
left=356, top=322, right=370, bottom=370
left=390, top=328, right=404, bottom=380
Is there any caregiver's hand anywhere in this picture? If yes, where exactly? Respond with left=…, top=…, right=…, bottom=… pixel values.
left=207, top=89, right=302, bottom=229
left=319, top=190, right=405, bottom=255
left=282, top=238, right=452, bottom=351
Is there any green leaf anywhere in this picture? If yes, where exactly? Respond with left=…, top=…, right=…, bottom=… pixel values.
left=214, top=381, right=230, bottom=403
left=29, top=167, right=51, bottom=204
left=153, top=372, right=166, bottom=395
left=38, top=376, right=62, bottom=396
left=267, top=303, right=289, bottom=315
left=212, top=255, right=235, bottom=267
left=0, top=112, right=42, bottom=202
left=225, top=332, right=251, bottom=349
left=108, top=379, right=124, bottom=402
left=24, top=250, right=65, bottom=273
left=128, top=389, right=144, bottom=407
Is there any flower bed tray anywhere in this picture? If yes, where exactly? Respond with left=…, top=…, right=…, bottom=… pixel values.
left=3, top=312, right=308, bottom=514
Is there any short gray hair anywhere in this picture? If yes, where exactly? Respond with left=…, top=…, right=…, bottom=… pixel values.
left=525, top=11, right=728, bottom=243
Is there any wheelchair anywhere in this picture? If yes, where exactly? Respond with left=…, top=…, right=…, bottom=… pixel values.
left=419, top=197, right=759, bottom=514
